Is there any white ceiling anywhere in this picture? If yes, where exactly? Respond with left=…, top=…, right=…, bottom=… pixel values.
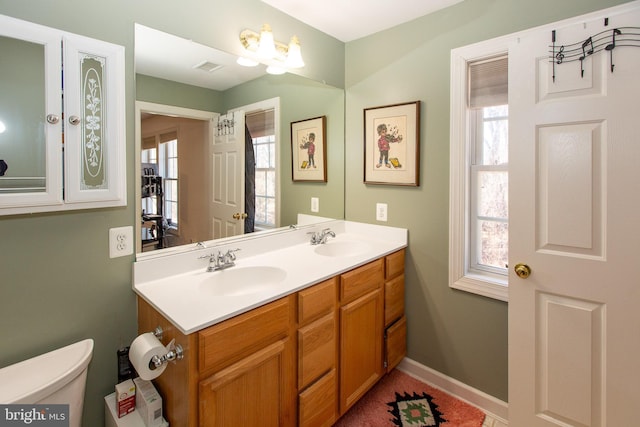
left=135, top=1, right=464, bottom=92
left=261, top=0, right=465, bottom=42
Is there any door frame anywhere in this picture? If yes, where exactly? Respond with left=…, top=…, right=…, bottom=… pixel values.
left=135, top=101, right=216, bottom=253
left=229, top=97, right=281, bottom=230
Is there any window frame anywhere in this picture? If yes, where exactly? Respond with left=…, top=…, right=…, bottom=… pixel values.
left=449, top=36, right=511, bottom=302
left=252, top=133, right=277, bottom=229
left=469, top=107, right=509, bottom=276
left=229, top=97, right=281, bottom=230
left=159, top=137, right=178, bottom=229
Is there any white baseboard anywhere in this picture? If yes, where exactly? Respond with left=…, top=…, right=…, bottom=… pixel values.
left=397, top=357, right=509, bottom=424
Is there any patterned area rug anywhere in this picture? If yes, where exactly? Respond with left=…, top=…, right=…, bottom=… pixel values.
left=334, top=369, right=485, bottom=427
left=388, top=391, right=446, bottom=426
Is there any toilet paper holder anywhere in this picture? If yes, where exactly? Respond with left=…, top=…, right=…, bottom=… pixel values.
left=148, top=326, right=184, bottom=371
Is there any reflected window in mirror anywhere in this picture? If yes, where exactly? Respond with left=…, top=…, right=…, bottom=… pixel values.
left=247, top=108, right=276, bottom=231
left=141, top=129, right=180, bottom=251
left=160, top=136, right=179, bottom=229
left=253, top=134, right=276, bottom=228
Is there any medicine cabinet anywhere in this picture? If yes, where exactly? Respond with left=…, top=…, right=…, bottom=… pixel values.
left=0, top=14, right=126, bottom=215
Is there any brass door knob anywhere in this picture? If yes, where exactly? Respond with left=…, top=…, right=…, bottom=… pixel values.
left=514, top=263, right=531, bottom=279
left=232, top=212, right=248, bottom=220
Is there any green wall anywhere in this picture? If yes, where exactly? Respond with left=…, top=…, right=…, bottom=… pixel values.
left=222, top=73, right=345, bottom=225
left=0, top=1, right=342, bottom=426
left=344, top=0, right=633, bottom=401
left=136, top=74, right=224, bottom=113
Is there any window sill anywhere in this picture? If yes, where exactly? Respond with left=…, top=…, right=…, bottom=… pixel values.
left=450, top=274, right=508, bottom=302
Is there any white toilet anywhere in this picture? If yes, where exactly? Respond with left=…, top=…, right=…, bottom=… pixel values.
left=0, top=338, right=94, bottom=427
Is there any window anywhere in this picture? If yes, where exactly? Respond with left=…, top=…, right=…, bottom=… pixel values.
left=253, top=134, right=276, bottom=227
left=449, top=38, right=510, bottom=301
left=141, top=131, right=178, bottom=229
left=159, top=136, right=178, bottom=228
left=470, top=104, right=508, bottom=275
left=246, top=108, right=277, bottom=229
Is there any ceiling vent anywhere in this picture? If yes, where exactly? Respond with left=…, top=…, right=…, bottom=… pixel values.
left=193, top=61, right=223, bottom=73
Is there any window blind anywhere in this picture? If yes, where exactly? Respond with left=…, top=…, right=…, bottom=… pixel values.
left=142, top=136, right=156, bottom=150
left=468, top=56, right=508, bottom=108
left=245, top=109, right=275, bottom=138
left=159, top=131, right=177, bottom=144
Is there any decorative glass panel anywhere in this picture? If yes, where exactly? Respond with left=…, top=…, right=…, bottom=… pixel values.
left=80, top=53, right=106, bottom=189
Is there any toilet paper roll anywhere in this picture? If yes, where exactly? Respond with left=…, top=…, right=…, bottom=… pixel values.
left=128, top=332, right=167, bottom=381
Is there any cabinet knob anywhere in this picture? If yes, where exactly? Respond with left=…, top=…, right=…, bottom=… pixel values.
left=46, top=114, right=59, bottom=124
left=68, top=115, right=81, bottom=126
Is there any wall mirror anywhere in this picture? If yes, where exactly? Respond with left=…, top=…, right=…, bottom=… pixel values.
left=134, top=24, right=345, bottom=258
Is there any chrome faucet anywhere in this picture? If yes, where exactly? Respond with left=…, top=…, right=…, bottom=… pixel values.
left=308, top=228, right=336, bottom=245
left=198, top=248, right=240, bottom=272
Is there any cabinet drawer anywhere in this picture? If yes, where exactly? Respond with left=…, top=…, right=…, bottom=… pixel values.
left=386, top=316, right=407, bottom=373
left=298, top=278, right=337, bottom=326
left=299, top=369, right=337, bottom=427
left=298, top=313, right=336, bottom=390
left=385, top=274, right=405, bottom=327
left=385, top=249, right=405, bottom=280
left=340, top=259, right=383, bottom=304
left=199, top=296, right=291, bottom=374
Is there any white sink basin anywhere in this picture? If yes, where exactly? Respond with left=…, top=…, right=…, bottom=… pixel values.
left=198, top=266, right=287, bottom=296
left=314, top=240, right=371, bottom=258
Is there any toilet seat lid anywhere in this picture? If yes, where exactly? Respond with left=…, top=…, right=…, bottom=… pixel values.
left=0, top=338, right=94, bottom=404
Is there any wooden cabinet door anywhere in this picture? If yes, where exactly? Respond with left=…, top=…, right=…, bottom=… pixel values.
left=299, top=368, right=337, bottom=427
left=385, top=316, right=407, bottom=373
left=199, top=339, right=292, bottom=427
left=339, top=288, right=384, bottom=414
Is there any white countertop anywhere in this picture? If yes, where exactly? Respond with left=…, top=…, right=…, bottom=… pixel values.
left=133, top=220, right=407, bottom=335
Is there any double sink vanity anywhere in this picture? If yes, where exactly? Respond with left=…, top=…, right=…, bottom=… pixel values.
left=133, top=219, right=407, bottom=426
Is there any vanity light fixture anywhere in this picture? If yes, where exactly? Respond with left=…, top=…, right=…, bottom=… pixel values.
left=238, top=23, right=305, bottom=74
left=236, top=57, right=259, bottom=67
left=266, top=65, right=286, bottom=75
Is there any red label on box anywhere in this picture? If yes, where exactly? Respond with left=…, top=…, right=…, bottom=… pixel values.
left=118, top=394, right=136, bottom=418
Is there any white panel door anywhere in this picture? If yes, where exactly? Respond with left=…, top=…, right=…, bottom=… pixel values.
left=211, top=111, right=245, bottom=239
left=509, top=3, right=640, bottom=426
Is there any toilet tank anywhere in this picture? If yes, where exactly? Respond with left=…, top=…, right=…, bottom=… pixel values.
left=0, top=339, right=94, bottom=427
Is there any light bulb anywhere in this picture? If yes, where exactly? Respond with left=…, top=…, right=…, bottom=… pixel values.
left=266, top=65, right=286, bottom=75
left=237, top=57, right=259, bottom=67
left=285, top=36, right=305, bottom=68
left=257, top=24, right=276, bottom=59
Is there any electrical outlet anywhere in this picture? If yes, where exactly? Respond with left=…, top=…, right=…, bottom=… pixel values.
left=109, top=226, right=134, bottom=258
left=376, top=203, right=388, bottom=222
left=311, top=197, right=319, bottom=213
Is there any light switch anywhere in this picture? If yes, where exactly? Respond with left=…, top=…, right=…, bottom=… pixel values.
left=311, top=197, right=319, bottom=213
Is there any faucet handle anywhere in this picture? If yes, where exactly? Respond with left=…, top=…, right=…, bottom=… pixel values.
left=198, top=253, right=215, bottom=260
left=307, top=231, right=320, bottom=244
left=226, top=248, right=241, bottom=261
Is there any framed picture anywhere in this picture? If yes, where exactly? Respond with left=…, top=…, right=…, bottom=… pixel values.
left=291, top=116, right=327, bottom=182
left=364, top=101, right=420, bottom=186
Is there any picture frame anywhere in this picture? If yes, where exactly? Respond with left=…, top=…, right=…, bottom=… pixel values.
left=364, top=101, right=420, bottom=186
left=291, top=116, right=327, bottom=182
